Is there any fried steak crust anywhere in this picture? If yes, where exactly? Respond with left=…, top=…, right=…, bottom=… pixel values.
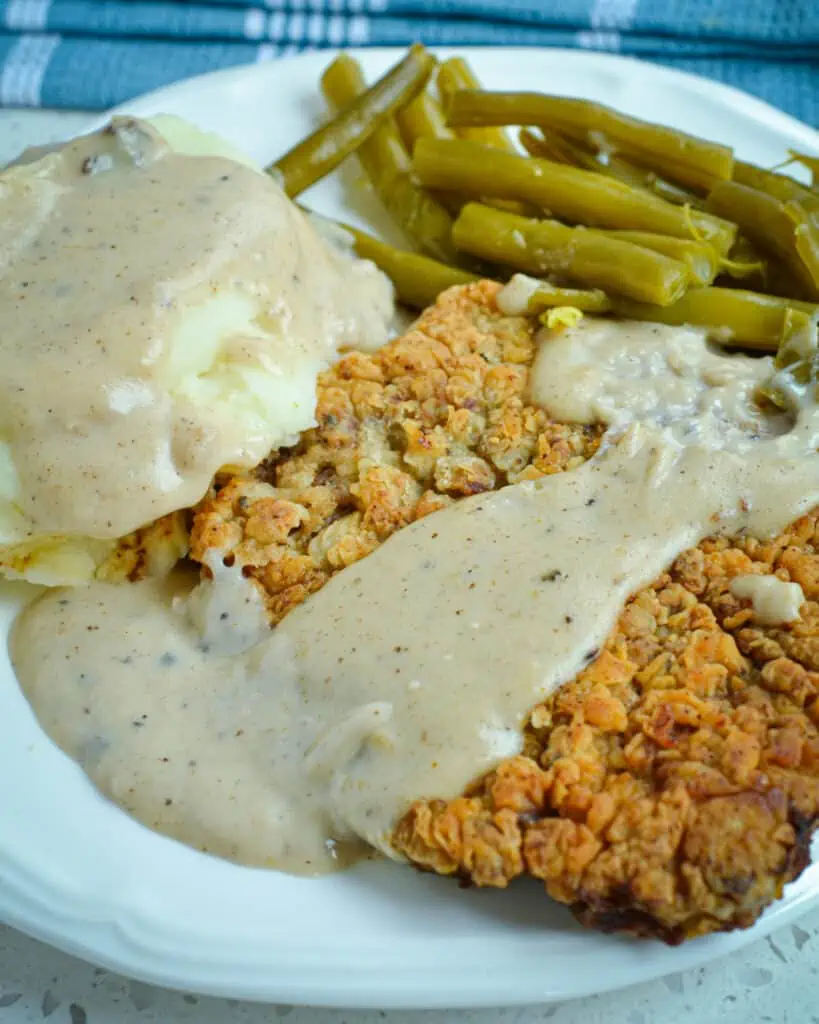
left=191, top=281, right=819, bottom=943
left=190, top=281, right=602, bottom=624
left=394, top=522, right=819, bottom=943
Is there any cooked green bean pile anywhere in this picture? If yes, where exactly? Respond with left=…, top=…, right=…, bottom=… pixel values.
left=267, top=45, right=819, bottom=374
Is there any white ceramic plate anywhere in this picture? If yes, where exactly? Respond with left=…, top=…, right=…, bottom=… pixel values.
left=2, top=48, right=819, bottom=1010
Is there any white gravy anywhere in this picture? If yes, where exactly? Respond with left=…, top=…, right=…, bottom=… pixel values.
left=730, top=574, right=805, bottom=626
left=0, top=117, right=392, bottom=542
left=12, top=317, right=819, bottom=873
left=494, top=272, right=542, bottom=315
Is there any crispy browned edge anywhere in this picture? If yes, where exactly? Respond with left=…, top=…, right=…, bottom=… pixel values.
left=190, top=280, right=819, bottom=943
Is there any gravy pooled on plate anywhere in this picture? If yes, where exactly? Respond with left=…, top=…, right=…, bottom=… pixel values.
left=13, top=313, right=819, bottom=873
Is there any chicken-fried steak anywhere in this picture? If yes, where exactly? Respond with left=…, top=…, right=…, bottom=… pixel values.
left=191, top=281, right=819, bottom=943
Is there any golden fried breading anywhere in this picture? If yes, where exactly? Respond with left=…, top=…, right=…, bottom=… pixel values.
left=190, top=281, right=602, bottom=624
left=393, top=517, right=819, bottom=942
left=0, top=510, right=189, bottom=587
left=190, top=280, right=819, bottom=943
left=97, top=511, right=189, bottom=583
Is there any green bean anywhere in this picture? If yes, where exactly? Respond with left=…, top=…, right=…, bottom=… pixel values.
left=774, top=296, right=819, bottom=314
left=436, top=59, right=518, bottom=153
left=496, top=248, right=817, bottom=353
left=270, top=44, right=433, bottom=197
left=321, top=54, right=459, bottom=265
left=603, top=230, right=719, bottom=286
left=520, top=127, right=701, bottom=209
left=733, top=159, right=819, bottom=208
left=770, top=199, right=819, bottom=294
left=452, top=203, right=689, bottom=305
left=299, top=204, right=481, bottom=306
left=433, top=61, right=531, bottom=217
left=518, top=126, right=595, bottom=168
left=340, top=222, right=481, bottom=308
left=719, top=233, right=768, bottom=282
left=498, top=274, right=612, bottom=314
left=707, top=180, right=819, bottom=300
left=395, top=85, right=454, bottom=150
left=611, top=288, right=818, bottom=351
left=394, top=85, right=535, bottom=219
left=445, top=90, right=734, bottom=192
left=758, top=308, right=819, bottom=409
left=393, top=85, right=469, bottom=215
left=620, top=161, right=706, bottom=209
left=787, top=151, right=819, bottom=189
left=775, top=308, right=817, bottom=375
left=414, top=138, right=737, bottom=253
left=761, top=261, right=816, bottom=302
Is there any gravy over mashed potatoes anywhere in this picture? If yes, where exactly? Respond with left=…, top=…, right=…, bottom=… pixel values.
left=0, top=116, right=393, bottom=583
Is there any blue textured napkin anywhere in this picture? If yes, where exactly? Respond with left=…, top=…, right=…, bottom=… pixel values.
left=0, top=0, right=815, bottom=121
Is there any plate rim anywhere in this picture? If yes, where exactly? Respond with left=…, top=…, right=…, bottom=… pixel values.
left=3, top=46, right=819, bottom=1010
left=103, top=45, right=819, bottom=151
left=1, top=870, right=817, bottom=1008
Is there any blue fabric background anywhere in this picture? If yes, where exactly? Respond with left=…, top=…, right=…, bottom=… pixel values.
left=0, top=0, right=814, bottom=121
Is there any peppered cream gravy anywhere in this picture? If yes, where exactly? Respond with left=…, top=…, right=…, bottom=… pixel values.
left=0, top=117, right=392, bottom=542
left=11, top=314, right=819, bottom=874
left=730, top=574, right=805, bottom=626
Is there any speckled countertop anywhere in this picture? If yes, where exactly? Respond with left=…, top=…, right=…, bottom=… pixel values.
left=1, top=107, right=818, bottom=1024
left=1, top=918, right=819, bottom=1024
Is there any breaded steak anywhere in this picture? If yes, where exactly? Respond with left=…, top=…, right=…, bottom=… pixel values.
left=191, top=281, right=819, bottom=943
left=190, top=281, right=602, bottom=623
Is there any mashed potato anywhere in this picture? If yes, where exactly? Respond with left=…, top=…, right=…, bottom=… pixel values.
left=0, top=115, right=393, bottom=585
